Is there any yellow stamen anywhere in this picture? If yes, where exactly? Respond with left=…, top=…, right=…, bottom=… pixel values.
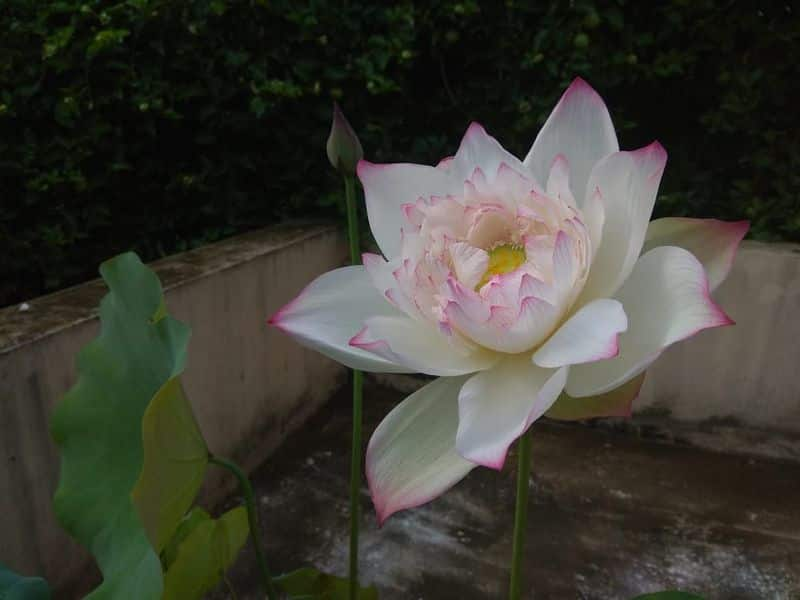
left=477, top=243, right=526, bottom=289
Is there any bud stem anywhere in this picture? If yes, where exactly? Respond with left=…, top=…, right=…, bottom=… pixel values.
left=344, top=173, right=364, bottom=600
left=344, top=175, right=361, bottom=265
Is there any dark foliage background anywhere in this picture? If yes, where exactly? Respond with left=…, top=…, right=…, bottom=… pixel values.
left=2, top=0, right=798, bottom=306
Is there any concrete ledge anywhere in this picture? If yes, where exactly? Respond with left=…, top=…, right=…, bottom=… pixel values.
left=0, top=222, right=348, bottom=591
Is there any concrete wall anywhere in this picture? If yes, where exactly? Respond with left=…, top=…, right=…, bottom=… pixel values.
left=0, top=223, right=348, bottom=591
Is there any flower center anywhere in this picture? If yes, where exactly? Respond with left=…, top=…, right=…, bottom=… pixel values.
left=476, top=243, right=526, bottom=289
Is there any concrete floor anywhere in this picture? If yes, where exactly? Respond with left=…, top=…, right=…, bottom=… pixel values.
left=216, top=382, right=800, bottom=600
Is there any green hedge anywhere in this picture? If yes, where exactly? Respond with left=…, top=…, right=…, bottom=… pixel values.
left=2, top=0, right=798, bottom=306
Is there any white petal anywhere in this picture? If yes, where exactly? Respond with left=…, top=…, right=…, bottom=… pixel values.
left=456, top=357, right=568, bottom=469
left=361, top=252, right=398, bottom=300
left=366, top=376, right=475, bottom=524
left=496, top=162, right=543, bottom=197
left=269, top=266, right=411, bottom=373
left=466, top=207, right=513, bottom=249
left=445, top=296, right=559, bottom=354
left=566, top=246, right=733, bottom=397
left=577, top=142, right=668, bottom=303
left=582, top=186, right=605, bottom=262
left=437, top=155, right=455, bottom=171
left=451, top=122, right=530, bottom=184
left=642, top=217, right=749, bottom=291
left=545, top=154, right=576, bottom=207
left=351, top=315, right=499, bottom=376
left=533, top=299, right=628, bottom=368
left=358, top=161, right=458, bottom=259
left=524, top=78, right=619, bottom=206
left=552, top=230, right=575, bottom=298
left=449, top=242, right=489, bottom=290
left=445, top=277, right=491, bottom=321
left=362, top=252, right=422, bottom=319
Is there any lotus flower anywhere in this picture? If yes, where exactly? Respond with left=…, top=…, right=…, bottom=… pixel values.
left=269, top=78, right=748, bottom=523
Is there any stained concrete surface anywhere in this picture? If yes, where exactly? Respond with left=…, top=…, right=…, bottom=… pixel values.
left=214, top=382, right=800, bottom=600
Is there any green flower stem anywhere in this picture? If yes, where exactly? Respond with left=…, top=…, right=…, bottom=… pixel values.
left=209, top=455, right=278, bottom=600
left=344, top=175, right=360, bottom=265
left=508, top=430, right=533, bottom=600
left=344, top=173, right=363, bottom=600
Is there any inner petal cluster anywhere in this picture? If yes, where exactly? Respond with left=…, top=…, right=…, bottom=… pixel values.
left=366, top=161, right=592, bottom=354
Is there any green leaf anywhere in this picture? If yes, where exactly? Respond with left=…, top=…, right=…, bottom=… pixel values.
left=42, top=25, right=75, bottom=60
left=162, top=507, right=249, bottom=600
left=0, top=563, right=50, bottom=600
left=631, top=593, right=705, bottom=600
left=133, top=378, right=209, bottom=552
left=546, top=372, right=647, bottom=421
left=51, top=252, right=207, bottom=599
left=86, top=29, right=130, bottom=59
left=160, top=508, right=212, bottom=570
left=275, top=568, right=379, bottom=600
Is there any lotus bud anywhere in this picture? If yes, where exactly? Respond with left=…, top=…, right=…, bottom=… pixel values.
left=326, top=102, right=363, bottom=176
